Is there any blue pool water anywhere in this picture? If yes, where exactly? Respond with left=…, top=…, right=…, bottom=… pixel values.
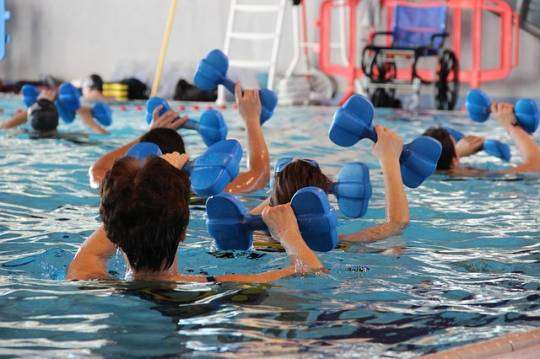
left=0, top=97, right=539, bottom=358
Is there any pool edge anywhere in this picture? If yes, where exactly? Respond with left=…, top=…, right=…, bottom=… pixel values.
left=420, top=327, right=540, bottom=358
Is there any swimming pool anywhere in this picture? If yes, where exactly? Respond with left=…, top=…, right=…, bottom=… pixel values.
left=0, top=97, right=539, bottom=358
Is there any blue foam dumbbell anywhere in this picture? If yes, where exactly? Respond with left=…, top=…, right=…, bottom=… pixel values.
left=91, top=102, right=113, bottom=127
left=125, top=138, right=242, bottom=197
left=55, top=83, right=81, bottom=124
left=444, top=127, right=511, bottom=162
left=466, top=89, right=539, bottom=134
left=193, top=49, right=278, bottom=125
left=21, top=84, right=39, bottom=108
left=328, top=95, right=442, bottom=188
left=146, top=97, right=227, bottom=146
left=274, top=157, right=372, bottom=218
left=206, top=186, right=338, bottom=252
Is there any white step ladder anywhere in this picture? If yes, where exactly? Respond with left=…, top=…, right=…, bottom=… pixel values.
left=217, top=0, right=287, bottom=105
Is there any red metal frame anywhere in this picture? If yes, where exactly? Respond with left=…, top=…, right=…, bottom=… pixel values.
left=317, top=0, right=520, bottom=105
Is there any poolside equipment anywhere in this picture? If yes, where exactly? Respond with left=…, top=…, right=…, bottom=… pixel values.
left=217, top=0, right=287, bottom=104
left=444, top=127, right=511, bottom=162
left=150, top=0, right=178, bottom=96
left=329, top=95, right=442, bottom=188
left=103, top=83, right=129, bottom=101
left=317, top=0, right=520, bottom=106
left=91, top=102, right=113, bottom=127
left=277, top=1, right=336, bottom=106
left=206, top=186, right=338, bottom=252
left=0, top=0, right=10, bottom=60
left=359, top=4, right=459, bottom=109
left=274, top=157, right=371, bottom=218
left=194, top=49, right=278, bottom=124
left=125, top=139, right=242, bottom=197
left=145, top=97, right=227, bottom=146
left=466, top=89, right=539, bottom=134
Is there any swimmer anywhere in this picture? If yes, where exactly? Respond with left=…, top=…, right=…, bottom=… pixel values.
left=424, top=102, right=540, bottom=176
left=0, top=87, right=108, bottom=135
left=90, top=84, right=270, bottom=192
left=81, top=74, right=107, bottom=102
left=67, top=152, right=324, bottom=282
left=252, top=125, right=410, bottom=243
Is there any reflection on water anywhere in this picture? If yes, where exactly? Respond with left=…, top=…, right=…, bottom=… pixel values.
left=0, top=100, right=539, bottom=357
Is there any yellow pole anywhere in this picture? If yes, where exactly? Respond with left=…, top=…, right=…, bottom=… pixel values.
left=150, top=0, right=178, bottom=97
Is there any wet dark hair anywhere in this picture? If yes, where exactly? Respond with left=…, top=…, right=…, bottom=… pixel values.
left=100, top=156, right=191, bottom=272
left=270, top=159, right=333, bottom=206
left=28, top=99, right=59, bottom=133
left=423, top=127, right=457, bottom=170
left=140, top=128, right=186, bottom=154
left=86, top=74, right=104, bottom=92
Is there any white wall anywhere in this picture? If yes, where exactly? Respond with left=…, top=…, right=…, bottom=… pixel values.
left=0, top=0, right=539, bottom=98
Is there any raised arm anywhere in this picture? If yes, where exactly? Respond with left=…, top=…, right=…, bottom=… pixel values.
left=340, top=125, right=409, bottom=243
left=455, top=135, right=484, bottom=158
left=89, top=106, right=187, bottom=188
left=78, top=107, right=109, bottom=135
left=217, top=203, right=324, bottom=283
left=226, top=84, right=270, bottom=194
left=66, top=225, right=117, bottom=281
left=492, top=102, right=540, bottom=173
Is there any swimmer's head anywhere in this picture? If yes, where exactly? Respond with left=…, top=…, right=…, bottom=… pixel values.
left=28, top=99, right=59, bottom=134
left=423, top=127, right=458, bottom=170
left=82, top=74, right=104, bottom=96
left=270, top=159, right=333, bottom=206
left=100, top=156, right=191, bottom=272
left=140, top=128, right=186, bottom=155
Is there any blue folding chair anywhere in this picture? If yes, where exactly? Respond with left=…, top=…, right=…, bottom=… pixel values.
left=360, top=4, right=459, bottom=110
left=0, top=0, right=10, bottom=60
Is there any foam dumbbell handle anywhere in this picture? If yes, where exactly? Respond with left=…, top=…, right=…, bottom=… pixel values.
left=91, top=102, right=113, bottom=127
left=22, top=84, right=39, bottom=108
left=185, top=139, right=243, bottom=197
left=445, top=127, right=511, bottom=162
left=206, top=186, right=338, bottom=252
left=467, top=89, right=539, bottom=134
left=146, top=97, right=228, bottom=146
left=194, top=49, right=278, bottom=124
left=328, top=94, right=376, bottom=147
left=332, top=162, right=372, bottom=218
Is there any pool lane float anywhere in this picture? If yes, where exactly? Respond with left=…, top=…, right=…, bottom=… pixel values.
left=444, top=127, right=511, bottom=162
left=146, top=97, right=227, bottom=147
left=22, top=83, right=113, bottom=127
left=328, top=95, right=442, bottom=189
left=466, top=89, right=539, bottom=134
left=206, top=186, right=338, bottom=252
left=193, top=49, right=278, bottom=125
left=274, top=157, right=372, bottom=219
left=125, top=139, right=242, bottom=197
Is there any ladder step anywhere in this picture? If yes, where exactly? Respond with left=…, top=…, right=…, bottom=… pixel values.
left=230, top=32, right=276, bottom=40
left=229, top=60, right=271, bottom=69
left=233, top=4, right=281, bottom=13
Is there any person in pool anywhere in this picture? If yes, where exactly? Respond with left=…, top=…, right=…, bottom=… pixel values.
left=81, top=74, right=107, bottom=103
left=251, top=125, right=410, bottom=243
left=0, top=87, right=108, bottom=135
left=424, top=102, right=540, bottom=176
left=90, top=84, right=270, bottom=192
left=66, top=151, right=324, bottom=283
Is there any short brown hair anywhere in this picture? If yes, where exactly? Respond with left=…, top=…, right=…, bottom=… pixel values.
left=423, top=127, right=457, bottom=170
left=270, top=159, right=333, bottom=206
left=100, top=156, right=191, bottom=272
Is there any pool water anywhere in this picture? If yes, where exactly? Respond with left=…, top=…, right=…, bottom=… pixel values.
left=0, top=97, right=539, bottom=358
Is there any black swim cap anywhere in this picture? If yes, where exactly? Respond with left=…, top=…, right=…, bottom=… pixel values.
left=28, top=99, right=59, bottom=133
